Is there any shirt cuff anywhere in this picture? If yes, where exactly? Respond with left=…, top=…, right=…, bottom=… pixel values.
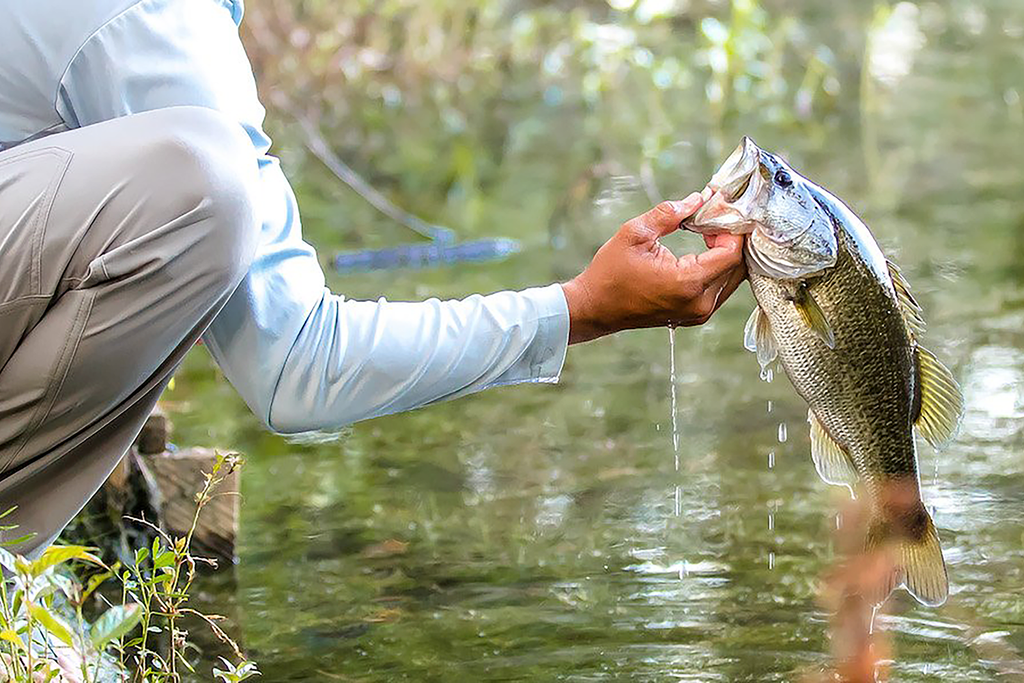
left=490, top=283, right=570, bottom=388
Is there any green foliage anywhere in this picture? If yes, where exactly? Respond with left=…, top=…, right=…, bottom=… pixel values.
left=241, top=0, right=850, bottom=257
left=0, top=454, right=258, bottom=682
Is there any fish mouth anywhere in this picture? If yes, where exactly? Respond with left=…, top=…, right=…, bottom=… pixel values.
left=709, top=136, right=760, bottom=200
left=684, top=136, right=764, bottom=235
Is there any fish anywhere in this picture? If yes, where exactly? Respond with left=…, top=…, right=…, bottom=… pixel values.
left=684, top=137, right=964, bottom=607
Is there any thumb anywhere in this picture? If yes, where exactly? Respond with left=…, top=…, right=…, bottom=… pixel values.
left=624, top=192, right=704, bottom=244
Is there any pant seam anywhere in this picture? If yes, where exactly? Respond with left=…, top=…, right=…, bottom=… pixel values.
left=0, top=290, right=95, bottom=475
left=0, top=146, right=72, bottom=297
left=32, top=148, right=73, bottom=296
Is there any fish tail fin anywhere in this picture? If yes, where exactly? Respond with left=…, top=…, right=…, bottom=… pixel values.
left=865, top=502, right=948, bottom=607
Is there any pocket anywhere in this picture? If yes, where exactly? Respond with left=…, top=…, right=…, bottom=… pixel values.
left=0, top=146, right=73, bottom=301
left=0, top=289, right=94, bottom=475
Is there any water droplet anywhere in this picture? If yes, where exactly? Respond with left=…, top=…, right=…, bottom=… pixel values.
left=759, top=366, right=774, bottom=382
left=777, top=423, right=788, bottom=443
left=766, top=400, right=773, bottom=414
left=669, top=327, right=681, bottom=475
left=768, top=551, right=775, bottom=569
left=674, top=486, right=681, bottom=517
left=768, top=512, right=774, bottom=531
left=768, top=451, right=775, bottom=469
left=835, top=513, right=842, bottom=530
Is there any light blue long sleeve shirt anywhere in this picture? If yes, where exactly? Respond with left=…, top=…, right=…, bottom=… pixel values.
left=0, top=0, right=570, bottom=432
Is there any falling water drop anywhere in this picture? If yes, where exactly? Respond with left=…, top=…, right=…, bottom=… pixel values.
left=759, top=366, right=774, bottom=382
left=777, top=422, right=788, bottom=443
left=768, top=450, right=775, bottom=469
left=766, top=400, right=773, bottom=414
left=768, top=551, right=775, bottom=569
left=768, top=511, right=774, bottom=531
left=669, top=327, right=680, bottom=474
left=674, top=485, right=681, bottom=517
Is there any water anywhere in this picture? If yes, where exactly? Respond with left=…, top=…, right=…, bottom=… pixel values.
left=163, top=1, right=1024, bottom=679
left=669, top=327, right=681, bottom=474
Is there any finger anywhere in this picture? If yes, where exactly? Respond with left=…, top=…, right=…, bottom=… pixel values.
left=710, top=263, right=747, bottom=312
left=703, top=229, right=741, bottom=249
left=699, top=264, right=738, bottom=306
left=692, top=233, right=745, bottom=281
left=705, top=232, right=743, bottom=249
left=624, top=192, right=704, bottom=244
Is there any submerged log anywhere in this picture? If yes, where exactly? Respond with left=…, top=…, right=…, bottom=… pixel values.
left=147, top=446, right=240, bottom=564
left=69, top=409, right=240, bottom=566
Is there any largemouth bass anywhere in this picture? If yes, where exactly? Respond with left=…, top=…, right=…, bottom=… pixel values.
left=685, top=138, right=964, bottom=606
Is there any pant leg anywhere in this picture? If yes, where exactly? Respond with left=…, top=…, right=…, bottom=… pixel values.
left=0, top=106, right=260, bottom=556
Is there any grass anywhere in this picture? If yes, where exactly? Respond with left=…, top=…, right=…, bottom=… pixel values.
left=0, top=453, right=258, bottom=682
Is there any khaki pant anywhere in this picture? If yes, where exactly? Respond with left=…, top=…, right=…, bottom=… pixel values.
left=0, top=106, right=260, bottom=556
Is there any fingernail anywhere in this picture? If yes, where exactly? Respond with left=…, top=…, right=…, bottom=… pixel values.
left=701, top=186, right=714, bottom=201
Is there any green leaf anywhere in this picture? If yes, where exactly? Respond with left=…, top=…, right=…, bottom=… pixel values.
left=153, top=550, right=175, bottom=571
left=90, top=603, right=143, bottom=650
left=82, top=570, right=113, bottom=603
left=0, top=628, right=26, bottom=652
left=0, top=533, right=37, bottom=548
left=30, top=545, right=98, bottom=576
left=28, top=605, right=75, bottom=646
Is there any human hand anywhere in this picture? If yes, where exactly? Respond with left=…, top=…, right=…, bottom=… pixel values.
left=561, top=191, right=746, bottom=344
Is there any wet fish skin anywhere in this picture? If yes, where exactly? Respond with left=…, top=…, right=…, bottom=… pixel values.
left=686, top=138, right=963, bottom=607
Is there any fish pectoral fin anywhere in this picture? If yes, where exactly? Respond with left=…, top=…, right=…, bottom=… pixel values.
left=866, top=506, right=948, bottom=607
left=793, top=290, right=835, bottom=348
left=743, top=306, right=777, bottom=369
left=887, top=260, right=926, bottom=337
left=808, top=410, right=858, bottom=490
left=914, top=346, right=964, bottom=450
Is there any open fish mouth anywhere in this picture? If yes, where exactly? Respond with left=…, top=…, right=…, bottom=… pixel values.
left=684, top=136, right=765, bottom=235
left=710, top=136, right=760, bottom=199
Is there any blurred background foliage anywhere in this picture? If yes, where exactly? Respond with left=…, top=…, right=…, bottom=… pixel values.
left=241, top=0, right=860, bottom=260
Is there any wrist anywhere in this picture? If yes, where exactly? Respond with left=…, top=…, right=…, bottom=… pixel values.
left=562, top=276, right=611, bottom=345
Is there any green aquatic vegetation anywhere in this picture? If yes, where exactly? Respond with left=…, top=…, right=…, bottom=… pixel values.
left=0, top=454, right=258, bottom=682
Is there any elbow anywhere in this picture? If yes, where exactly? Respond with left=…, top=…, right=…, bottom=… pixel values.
left=266, top=398, right=354, bottom=435
left=265, top=383, right=374, bottom=434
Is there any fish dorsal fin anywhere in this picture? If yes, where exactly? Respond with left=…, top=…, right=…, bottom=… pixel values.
left=886, top=260, right=926, bottom=337
left=915, top=346, right=964, bottom=450
left=793, top=288, right=835, bottom=348
left=743, top=306, right=777, bottom=369
left=808, top=410, right=858, bottom=491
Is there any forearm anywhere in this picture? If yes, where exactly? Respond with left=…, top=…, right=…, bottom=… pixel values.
left=265, top=285, right=568, bottom=432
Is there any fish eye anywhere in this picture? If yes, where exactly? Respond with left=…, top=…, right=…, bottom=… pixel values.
left=774, top=169, right=792, bottom=187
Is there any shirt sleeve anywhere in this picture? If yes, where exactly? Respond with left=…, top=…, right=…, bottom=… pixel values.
left=55, top=0, right=569, bottom=433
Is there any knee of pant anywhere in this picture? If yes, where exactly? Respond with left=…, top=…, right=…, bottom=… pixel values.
left=142, top=106, right=261, bottom=289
